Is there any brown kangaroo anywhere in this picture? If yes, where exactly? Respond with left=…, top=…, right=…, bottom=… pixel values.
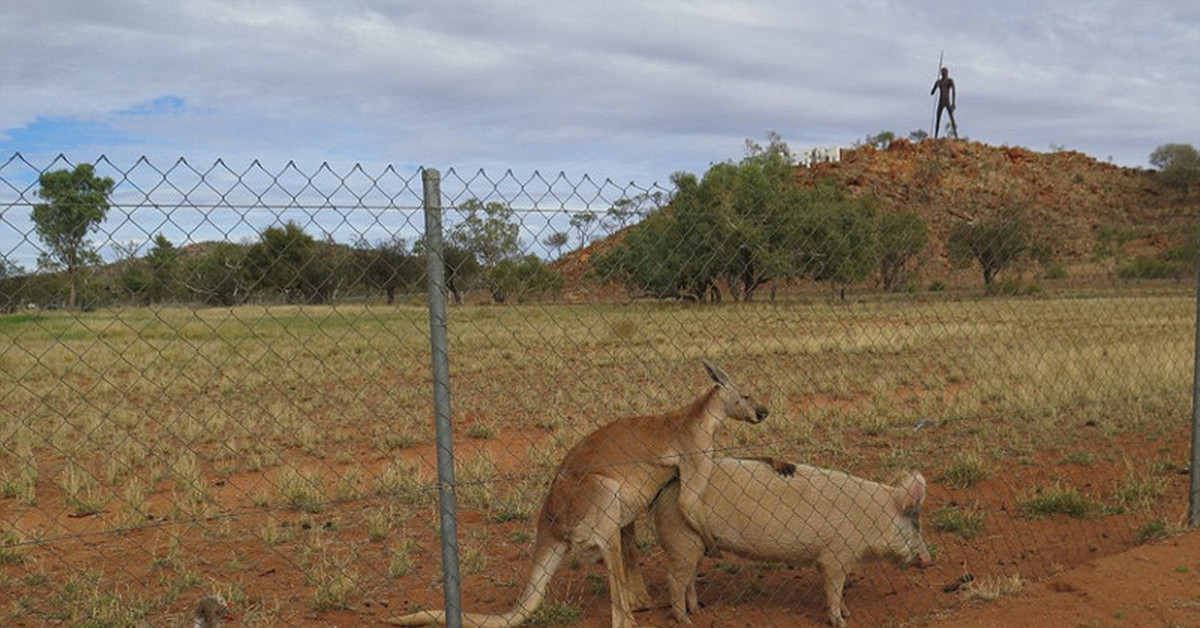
left=386, top=360, right=768, bottom=628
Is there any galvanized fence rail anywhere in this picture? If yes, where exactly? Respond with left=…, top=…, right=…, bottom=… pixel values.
left=0, top=153, right=1197, bottom=627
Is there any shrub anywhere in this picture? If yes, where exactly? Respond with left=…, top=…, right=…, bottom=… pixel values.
left=486, top=255, right=564, bottom=303
left=1118, top=256, right=1184, bottom=280
left=1043, top=263, right=1068, bottom=279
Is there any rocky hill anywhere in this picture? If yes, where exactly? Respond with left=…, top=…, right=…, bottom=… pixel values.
left=801, top=139, right=1182, bottom=264
left=555, top=139, right=1193, bottom=291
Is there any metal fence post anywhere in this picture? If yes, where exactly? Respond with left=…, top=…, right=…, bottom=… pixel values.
left=423, top=168, right=463, bottom=626
left=1190, top=220, right=1200, bottom=528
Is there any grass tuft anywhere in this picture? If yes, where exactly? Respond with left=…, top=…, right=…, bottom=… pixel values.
left=1135, top=519, right=1171, bottom=544
left=963, top=573, right=1025, bottom=601
left=528, top=600, right=584, bottom=626
left=938, top=452, right=988, bottom=490
left=1017, top=485, right=1096, bottom=519
left=277, top=467, right=325, bottom=513
left=930, top=505, right=986, bottom=539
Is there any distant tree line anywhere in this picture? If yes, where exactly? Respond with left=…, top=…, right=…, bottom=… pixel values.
left=5, top=144, right=1195, bottom=312
left=1, top=164, right=564, bottom=311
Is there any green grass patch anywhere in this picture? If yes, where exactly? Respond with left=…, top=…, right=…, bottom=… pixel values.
left=1017, top=485, right=1097, bottom=519
left=1108, top=469, right=1166, bottom=514
left=1135, top=519, right=1170, bottom=544
left=528, top=600, right=584, bottom=626
left=930, top=505, right=986, bottom=539
left=277, top=467, right=325, bottom=514
left=938, top=453, right=987, bottom=490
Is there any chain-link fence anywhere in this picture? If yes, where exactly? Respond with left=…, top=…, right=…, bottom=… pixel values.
left=1, top=153, right=1196, bottom=627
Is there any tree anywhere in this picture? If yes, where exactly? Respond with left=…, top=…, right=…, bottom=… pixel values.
left=145, top=234, right=181, bottom=303
left=245, top=222, right=333, bottom=303
left=449, top=200, right=521, bottom=268
left=447, top=199, right=522, bottom=302
left=183, top=242, right=249, bottom=306
left=0, top=256, right=22, bottom=280
left=1149, top=143, right=1200, bottom=198
left=441, top=244, right=482, bottom=304
left=486, top=255, right=564, bottom=303
left=412, top=236, right=482, bottom=305
left=30, top=163, right=115, bottom=309
left=948, top=212, right=1030, bottom=287
left=358, top=237, right=422, bottom=304
left=876, top=212, right=928, bottom=292
left=569, top=210, right=599, bottom=246
left=861, top=131, right=896, bottom=149
left=542, top=231, right=570, bottom=259
left=803, top=195, right=878, bottom=300
left=113, top=240, right=151, bottom=303
left=595, top=135, right=883, bottom=303
left=0, top=256, right=27, bottom=312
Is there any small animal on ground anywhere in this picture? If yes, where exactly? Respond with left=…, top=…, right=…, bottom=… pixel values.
left=653, top=456, right=931, bottom=627
left=386, top=360, right=769, bottom=628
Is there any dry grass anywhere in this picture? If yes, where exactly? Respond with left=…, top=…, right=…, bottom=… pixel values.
left=964, top=573, right=1027, bottom=601
left=0, top=289, right=1193, bottom=623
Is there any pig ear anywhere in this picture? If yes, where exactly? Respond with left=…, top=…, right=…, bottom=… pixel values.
left=899, top=471, right=927, bottom=508
left=702, top=359, right=731, bottom=387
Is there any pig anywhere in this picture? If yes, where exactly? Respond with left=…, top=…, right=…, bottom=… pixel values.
left=652, top=456, right=932, bottom=627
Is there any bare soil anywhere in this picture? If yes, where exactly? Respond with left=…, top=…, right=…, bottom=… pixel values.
left=1, top=415, right=1195, bottom=627
left=376, top=425, right=1194, bottom=628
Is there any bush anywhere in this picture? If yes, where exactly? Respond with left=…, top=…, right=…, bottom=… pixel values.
left=1118, top=256, right=1185, bottom=280
left=486, top=256, right=564, bottom=303
left=1043, top=263, right=1068, bottom=280
left=947, top=211, right=1030, bottom=287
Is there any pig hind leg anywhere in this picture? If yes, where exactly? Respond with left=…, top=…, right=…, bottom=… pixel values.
left=818, top=557, right=851, bottom=628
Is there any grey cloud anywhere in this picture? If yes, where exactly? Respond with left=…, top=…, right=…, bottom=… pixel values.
left=1, top=0, right=1197, bottom=185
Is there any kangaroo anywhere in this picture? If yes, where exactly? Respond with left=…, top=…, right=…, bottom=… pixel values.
left=653, top=457, right=931, bottom=628
left=386, top=360, right=768, bottom=628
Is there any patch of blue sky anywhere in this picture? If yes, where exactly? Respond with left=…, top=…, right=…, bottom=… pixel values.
left=0, top=115, right=140, bottom=160
left=116, top=95, right=187, bottom=117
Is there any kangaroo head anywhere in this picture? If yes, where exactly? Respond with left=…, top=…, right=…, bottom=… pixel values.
left=702, top=359, right=769, bottom=424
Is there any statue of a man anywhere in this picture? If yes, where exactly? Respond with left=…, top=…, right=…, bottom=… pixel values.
left=930, top=67, right=958, bottom=138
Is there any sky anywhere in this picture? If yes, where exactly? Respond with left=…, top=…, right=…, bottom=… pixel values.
left=2, top=0, right=1198, bottom=267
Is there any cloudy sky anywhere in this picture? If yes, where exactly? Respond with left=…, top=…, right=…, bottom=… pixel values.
left=1, top=1, right=1197, bottom=270
left=2, top=0, right=1197, bottom=186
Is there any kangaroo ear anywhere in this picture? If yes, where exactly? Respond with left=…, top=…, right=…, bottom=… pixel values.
left=702, top=359, right=732, bottom=386
left=898, top=471, right=927, bottom=509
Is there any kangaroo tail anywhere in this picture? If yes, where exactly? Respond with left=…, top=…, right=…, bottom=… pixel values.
left=385, top=537, right=568, bottom=627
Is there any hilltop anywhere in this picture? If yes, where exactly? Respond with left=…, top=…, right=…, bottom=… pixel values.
left=801, top=139, right=1181, bottom=263
left=555, top=139, right=1193, bottom=293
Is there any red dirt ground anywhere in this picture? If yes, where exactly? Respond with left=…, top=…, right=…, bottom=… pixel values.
left=3, top=422, right=1195, bottom=627
left=376, top=424, right=1195, bottom=628
left=921, top=528, right=1200, bottom=628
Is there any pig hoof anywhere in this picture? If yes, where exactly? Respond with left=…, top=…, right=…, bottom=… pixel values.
left=774, top=461, right=797, bottom=476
